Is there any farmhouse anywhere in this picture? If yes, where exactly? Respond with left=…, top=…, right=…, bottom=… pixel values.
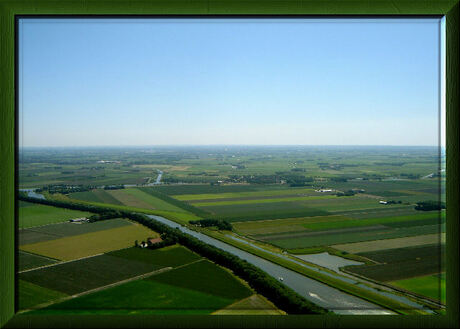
left=379, top=200, right=388, bottom=205
left=148, top=237, right=163, bottom=246
left=316, top=189, right=333, bottom=193
left=69, top=217, right=89, bottom=223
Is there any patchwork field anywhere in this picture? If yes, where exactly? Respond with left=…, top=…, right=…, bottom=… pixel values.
left=69, top=188, right=187, bottom=213
left=264, top=224, right=444, bottom=249
left=19, top=203, right=93, bottom=229
left=107, top=245, right=202, bottom=269
left=19, top=218, right=133, bottom=245
left=18, top=251, right=57, bottom=272
left=20, top=223, right=158, bottom=260
left=332, top=233, right=446, bottom=254
left=343, top=244, right=444, bottom=282
left=19, top=253, right=161, bottom=295
left=36, top=259, right=254, bottom=314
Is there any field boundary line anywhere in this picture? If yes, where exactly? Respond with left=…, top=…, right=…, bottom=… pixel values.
left=18, top=266, right=173, bottom=314
left=18, top=253, right=104, bottom=273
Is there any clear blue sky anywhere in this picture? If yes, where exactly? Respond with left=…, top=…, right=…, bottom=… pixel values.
left=19, top=18, right=442, bottom=147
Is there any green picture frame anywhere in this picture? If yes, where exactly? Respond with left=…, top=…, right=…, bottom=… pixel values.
left=0, top=0, right=458, bottom=327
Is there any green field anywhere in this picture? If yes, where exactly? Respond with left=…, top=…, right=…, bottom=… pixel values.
left=19, top=254, right=161, bottom=295
left=19, top=218, right=133, bottom=245
left=19, top=204, right=93, bottom=229
left=390, top=273, right=446, bottom=303
left=69, top=189, right=123, bottom=205
left=107, top=245, right=202, bottom=268
left=20, top=223, right=158, bottom=261
left=343, top=244, right=444, bottom=282
left=18, top=251, right=57, bottom=272
left=19, top=280, right=67, bottom=310
left=37, top=259, right=253, bottom=314
left=69, top=188, right=188, bottom=213
left=267, top=224, right=444, bottom=249
left=147, top=259, right=253, bottom=300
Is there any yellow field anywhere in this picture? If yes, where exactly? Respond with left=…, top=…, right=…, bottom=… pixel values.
left=331, top=233, right=446, bottom=254
left=20, top=223, right=158, bottom=261
left=212, top=294, right=285, bottom=315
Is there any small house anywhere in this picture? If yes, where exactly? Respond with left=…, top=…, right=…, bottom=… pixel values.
left=379, top=201, right=388, bottom=205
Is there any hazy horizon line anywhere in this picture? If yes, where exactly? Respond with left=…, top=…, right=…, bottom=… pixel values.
left=19, top=144, right=442, bottom=148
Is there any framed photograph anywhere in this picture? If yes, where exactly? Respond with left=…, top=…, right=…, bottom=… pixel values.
left=1, top=1, right=458, bottom=328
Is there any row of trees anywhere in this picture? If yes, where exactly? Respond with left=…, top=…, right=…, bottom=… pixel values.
left=415, top=201, right=446, bottom=211
left=189, top=219, right=232, bottom=231
left=20, top=196, right=327, bottom=315
left=36, top=184, right=96, bottom=194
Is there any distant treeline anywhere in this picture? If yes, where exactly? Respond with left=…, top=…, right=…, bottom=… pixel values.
left=415, top=201, right=446, bottom=211
left=189, top=219, right=232, bottom=231
left=19, top=196, right=327, bottom=315
left=18, top=195, right=121, bottom=220
left=36, top=184, right=96, bottom=194
left=103, top=185, right=125, bottom=190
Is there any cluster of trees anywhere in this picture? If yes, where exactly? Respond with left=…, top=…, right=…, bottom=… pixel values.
left=189, top=219, right=232, bottom=231
left=88, top=210, right=122, bottom=222
left=36, top=184, right=96, bottom=194
left=415, top=201, right=446, bottom=211
left=18, top=195, right=121, bottom=218
left=21, top=196, right=326, bottom=314
left=135, top=233, right=177, bottom=250
left=386, top=200, right=403, bottom=205
left=330, top=177, right=348, bottom=183
left=336, top=190, right=355, bottom=197
left=400, top=173, right=421, bottom=179
left=103, top=185, right=125, bottom=190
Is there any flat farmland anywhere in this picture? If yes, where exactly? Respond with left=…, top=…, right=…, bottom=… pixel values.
left=20, top=223, right=158, bottom=261
left=40, top=280, right=234, bottom=314
left=19, top=203, right=93, bottom=229
left=19, top=280, right=67, bottom=310
left=19, top=251, right=57, bottom=272
left=356, top=244, right=444, bottom=264
left=192, top=195, right=337, bottom=207
left=201, top=201, right=329, bottom=222
left=173, top=187, right=321, bottom=201
left=233, top=215, right=352, bottom=236
left=390, top=273, right=446, bottom=303
left=266, top=224, right=444, bottom=249
left=19, top=254, right=161, bottom=295
left=69, top=189, right=123, bottom=205
left=147, top=259, right=253, bottom=301
left=107, top=245, right=202, bottom=268
left=69, top=188, right=187, bottom=213
left=343, top=245, right=444, bottom=282
left=153, top=184, right=266, bottom=195
left=19, top=218, right=133, bottom=245
left=332, top=233, right=446, bottom=254
left=39, top=259, right=253, bottom=314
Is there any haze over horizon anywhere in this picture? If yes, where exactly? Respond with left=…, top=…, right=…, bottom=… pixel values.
left=19, top=18, right=444, bottom=148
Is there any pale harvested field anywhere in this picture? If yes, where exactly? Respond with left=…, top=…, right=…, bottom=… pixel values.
left=212, top=294, right=285, bottom=315
left=106, top=189, right=154, bottom=209
left=331, top=233, right=446, bottom=254
left=233, top=215, right=351, bottom=236
left=20, top=223, right=157, bottom=261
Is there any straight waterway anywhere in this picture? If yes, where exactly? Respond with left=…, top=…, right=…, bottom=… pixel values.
left=146, top=214, right=394, bottom=315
